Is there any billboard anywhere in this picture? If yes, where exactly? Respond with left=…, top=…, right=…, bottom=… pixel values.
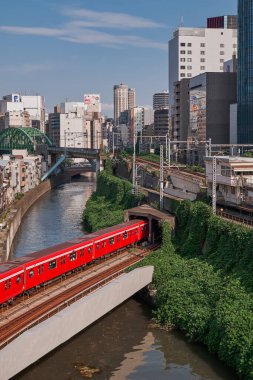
left=189, top=89, right=206, bottom=140
left=84, top=94, right=101, bottom=113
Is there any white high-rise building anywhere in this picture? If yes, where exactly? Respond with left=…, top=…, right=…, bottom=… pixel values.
left=169, top=26, right=237, bottom=138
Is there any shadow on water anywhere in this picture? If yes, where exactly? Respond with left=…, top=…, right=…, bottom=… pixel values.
left=15, top=299, right=237, bottom=380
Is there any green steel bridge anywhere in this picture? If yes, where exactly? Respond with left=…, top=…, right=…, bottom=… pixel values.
left=0, top=127, right=53, bottom=154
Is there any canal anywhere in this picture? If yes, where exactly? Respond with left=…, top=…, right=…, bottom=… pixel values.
left=12, top=174, right=237, bottom=380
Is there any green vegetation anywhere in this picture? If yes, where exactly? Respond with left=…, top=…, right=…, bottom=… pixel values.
left=15, top=192, right=24, bottom=200
left=83, top=161, right=253, bottom=378
left=136, top=203, right=253, bottom=378
left=82, top=160, right=144, bottom=232
left=186, top=164, right=205, bottom=173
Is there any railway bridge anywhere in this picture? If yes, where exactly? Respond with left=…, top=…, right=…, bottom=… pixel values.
left=0, top=206, right=174, bottom=379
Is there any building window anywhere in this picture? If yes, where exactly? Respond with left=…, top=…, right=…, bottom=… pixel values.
left=220, top=59, right=224, bottom=63
left=187, top=66, right=192, bottom=70
left=187, top=50, right=192, bottom=54
left=200, top=58, right=205, bottom=63
left=220, top=51, right=224, bottom=55
left=187, top=43, right=192, bottom=47
left=220, top=66, right=224, bottom=70
left=180, top=58, right=186, bottom=62
left=180, top=73, right=186, bottom=77
left=187, top=58, right=192, bottom=62
left=180, top=43, right=186, bottom=46
left=200, top=43, right=205, bottom=47
left=180, top=50, right=186, bottom=54
left=180, top=65, right=186, bottom=69
left=200, top=51, right=205, bottom=55
left=233, top=44, right=237, bottom=48
left=220, top=43, right=225, bottom=48
left=200, top=66, right=205, bottom=70
left=187, top=73, right=192, bottom=77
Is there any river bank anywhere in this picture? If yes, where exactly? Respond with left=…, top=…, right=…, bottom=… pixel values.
left=0, top=172, right=71, bottom=262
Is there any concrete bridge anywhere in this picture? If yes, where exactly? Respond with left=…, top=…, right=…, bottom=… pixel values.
left=0, top=266, right=154, bottom=380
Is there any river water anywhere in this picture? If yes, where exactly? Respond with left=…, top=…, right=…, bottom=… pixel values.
left=12, top=174, right=237, bottom=380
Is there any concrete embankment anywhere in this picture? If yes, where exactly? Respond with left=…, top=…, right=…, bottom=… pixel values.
left=0, top=266, right=154, bottom=380
left=0, top=173, right=70, bottom=262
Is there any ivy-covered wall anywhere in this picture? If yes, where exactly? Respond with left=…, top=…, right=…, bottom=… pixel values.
left=137, top=205, right=253, bottom=379
left=82, top=161, right=144, bottom=232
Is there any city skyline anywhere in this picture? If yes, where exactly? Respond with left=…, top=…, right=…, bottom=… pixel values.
left=0, top=0, right=236, bottom=116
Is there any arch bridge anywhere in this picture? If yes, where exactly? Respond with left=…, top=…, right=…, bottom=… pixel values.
left=0, top=127, right=53, bottom=154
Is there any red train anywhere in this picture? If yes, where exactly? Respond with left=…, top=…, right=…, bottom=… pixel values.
left=0, top=220, right=149, bottom=305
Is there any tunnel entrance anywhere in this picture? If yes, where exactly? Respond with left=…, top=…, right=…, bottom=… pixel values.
left=124, top=204, right=175, bottom=244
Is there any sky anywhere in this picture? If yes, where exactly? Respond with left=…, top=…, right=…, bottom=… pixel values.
left=0, top=0, right=237, bottom=116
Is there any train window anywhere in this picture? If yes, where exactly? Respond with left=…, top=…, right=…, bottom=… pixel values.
left=96, top=243, right=100, bottom=250
left=60, top=257, right=66, bottom=265
left=5, top=279, right=11, bottom=290
left=88, top=247, right=92, bottom=253
left=29, top=269, right=34, bottom=278
left=49, top=260, right=57, bottom=270
left=135, top=229, right=138, bottom=235
left=80, top=250, right=84, bottom=257
left=117, top=236, right=120, bottom=242
left=109, top=237, right=114, bottom=245
left=102, top=242, right=106, bottom=248
left=123, top=232, right=128, bottom=240
left=69, top=252, right=77, bottom=261
left=16, top=275, right=21, bottom=284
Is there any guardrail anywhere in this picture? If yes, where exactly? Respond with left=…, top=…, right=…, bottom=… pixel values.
left=217, top=210, right=253, bottom=227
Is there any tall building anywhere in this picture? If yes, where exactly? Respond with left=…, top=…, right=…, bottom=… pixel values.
left=154, top=109, right=170, bottom=137
left=169, top=23, right=237, bottom=139
left=153, top=91, right=169, bottom=110
left=113, top=84, right=128, bottom=125
left=130, top=106, right=144, bottom=144
left=207, top=15, right=237, bottom=29
left=237, top=0, right=253, bottom=143
left=128, top=88, right=135, bottom=110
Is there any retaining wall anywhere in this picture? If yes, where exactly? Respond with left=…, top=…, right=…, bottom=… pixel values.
left=0, top=266, right=154, bottom=380
left=0, top=173, right=70, bottom=262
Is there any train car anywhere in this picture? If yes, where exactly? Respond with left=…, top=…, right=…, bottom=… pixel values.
left=0, top=219, right=149, bottom=305
left=0, top=262, right=25, bottom=304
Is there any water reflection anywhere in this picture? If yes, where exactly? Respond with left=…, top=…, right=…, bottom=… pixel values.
left=16, top=300, right=237, bottom=380
left=12, top=173, right=96, bottom=258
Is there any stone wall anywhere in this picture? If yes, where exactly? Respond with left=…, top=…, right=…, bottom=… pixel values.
left=0, top=173, right=70, bottom=262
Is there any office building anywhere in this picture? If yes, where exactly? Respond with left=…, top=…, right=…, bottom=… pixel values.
left=153, top=91, right=169, bottom=110
left=237, top=0, right=253, bottom=143
left=154, top=109, right=170, bottom=137
left=169, top=23, right=237, bottom=139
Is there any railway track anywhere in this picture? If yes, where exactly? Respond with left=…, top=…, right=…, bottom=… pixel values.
left=0, top=243, right=159, bottom=349
left=135, top=157, right=205, bottom=180
left=217, top=210, right=253, bottom=227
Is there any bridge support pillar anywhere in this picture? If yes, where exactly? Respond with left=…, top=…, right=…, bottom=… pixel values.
left=96, top=157, right=104, bottom=173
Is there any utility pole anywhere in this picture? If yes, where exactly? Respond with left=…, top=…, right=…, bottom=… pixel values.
left=212, top=156, right=217, bottom=214
left=160, top=145, right=164, bottom=210
left=112, top=132, right=115, bottom=156
left=132, top=130, right=137, bottom=195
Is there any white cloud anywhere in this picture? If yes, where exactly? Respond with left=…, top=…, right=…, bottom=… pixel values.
left=0, top=8, right=167, bottom=51
left=64, top=8, right=165, bottom=29
left=102, top=103, right=114, bottom=111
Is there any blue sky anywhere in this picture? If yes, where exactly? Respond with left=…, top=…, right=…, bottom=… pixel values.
left=0, top=0, right=236, bottom=116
